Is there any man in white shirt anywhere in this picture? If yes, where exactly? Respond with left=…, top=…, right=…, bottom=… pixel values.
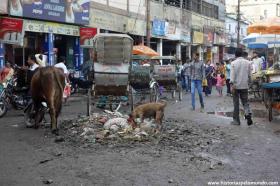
left=22, top=54, right=39, bottom=88
left=251, top=51, right=262, bottom=74
left=35, top=53, right=47, bottom=67
left=230, top=49, right=253, bottom=126
left=54, top=56, right=69, bottom=75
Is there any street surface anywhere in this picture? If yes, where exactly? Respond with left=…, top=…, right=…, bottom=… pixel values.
left=0, top=91, right=280, bottom=186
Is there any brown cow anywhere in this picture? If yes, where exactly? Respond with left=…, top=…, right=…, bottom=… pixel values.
left=31, top=66, right=65, bottom=134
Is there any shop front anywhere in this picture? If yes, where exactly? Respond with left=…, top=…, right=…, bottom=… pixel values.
left=23, top=19, right=80, bottom=68
left=0, top=17, right=24, bottom=67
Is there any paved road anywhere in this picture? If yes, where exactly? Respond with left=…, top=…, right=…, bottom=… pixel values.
left=0, top=93, right=279, bottom=186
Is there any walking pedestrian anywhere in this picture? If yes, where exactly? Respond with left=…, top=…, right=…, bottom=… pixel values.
left=230, top=48, right=253, bottom=126
left=183, top=57, right=191, bottom=93
left=225, top=60, right=231, bottom=96
left=190, top=53, right=205, bottom=112
left=205, top=60, right=214, bottom=96
left=216, top=73, right=225, bottom=96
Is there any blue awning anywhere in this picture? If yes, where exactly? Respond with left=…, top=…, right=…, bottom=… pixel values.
left=247, top=43, right=268, bottom=49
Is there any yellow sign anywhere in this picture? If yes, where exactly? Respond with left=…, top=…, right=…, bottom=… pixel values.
left=24, top=19, right=80, bottom=36
left=193, top=31, right=204, bottom=44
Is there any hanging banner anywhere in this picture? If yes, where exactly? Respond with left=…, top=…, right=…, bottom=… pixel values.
left=80, top=27, right=97, bottom=48
left=152, top=19, right=166, bottom=36
left=9, top=0, right=90, bottom=25
left=0, top=17, right=23, bottom=46
left=0, top=0, right=8, bottom=14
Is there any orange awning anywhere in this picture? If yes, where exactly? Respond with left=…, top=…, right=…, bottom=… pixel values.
left=132, top=45, right=159, bottom=57
left=247, top=17, right=280, bottom=34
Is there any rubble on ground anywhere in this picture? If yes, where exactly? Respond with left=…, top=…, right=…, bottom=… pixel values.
left=58, top=112, right=235, bottom=171
left=60, top=110, right=159, bottom=144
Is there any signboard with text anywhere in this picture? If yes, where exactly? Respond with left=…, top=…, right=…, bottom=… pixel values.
left=152, top=19, right=166, bottom=36
left=0, top=17, right=23, bottom=46
left=80, top=27, right=97, bottom=48
left=9, top=0, right=90, bottom=25
left=24, top=19, right=80, bottom=36
left=192, top=31, right=204, bottom=44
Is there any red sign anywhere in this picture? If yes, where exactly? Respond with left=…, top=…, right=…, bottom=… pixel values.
left=0, top=17, right=23, bottom=45
left=80, top=27, right=97, bottom=48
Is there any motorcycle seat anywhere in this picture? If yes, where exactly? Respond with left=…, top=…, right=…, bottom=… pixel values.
left=13, top=86, right=29, bottom=92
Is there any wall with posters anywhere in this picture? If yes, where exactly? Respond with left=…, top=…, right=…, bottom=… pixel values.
left=0, top=0, right=8, bottom=14
left=9, top=0, right=90, bottom=25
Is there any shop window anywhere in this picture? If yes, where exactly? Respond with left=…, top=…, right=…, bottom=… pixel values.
left=164, top=0, right=180, bottom=8
left=182, top=0, right=191, bottom=10
left=191, top=0, right=201, bottom=13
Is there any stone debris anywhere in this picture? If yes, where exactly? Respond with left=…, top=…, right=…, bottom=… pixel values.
left=60, top=110, right=158, bottom=143
left=55, top=112, right=236, bottom=172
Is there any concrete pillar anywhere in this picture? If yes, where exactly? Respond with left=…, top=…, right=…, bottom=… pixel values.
left=198, top=45, right=203, bottom=61
left=74, top=37, right=81, bottom=70
left=0, top=42, right=4, bottom=68
left=43, top=33, right=54, bottom=66
left=176, top=42, right=181, bottom=60
left=157, top=38, right=163, bottom=56
left=188, top=44, right=191, bottom=59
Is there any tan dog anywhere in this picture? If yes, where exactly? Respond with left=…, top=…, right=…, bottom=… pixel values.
left=128, top=101, right=167, bottom=130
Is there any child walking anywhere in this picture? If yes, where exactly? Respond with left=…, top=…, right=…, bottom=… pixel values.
left=216, top=73, right=225, bottom=96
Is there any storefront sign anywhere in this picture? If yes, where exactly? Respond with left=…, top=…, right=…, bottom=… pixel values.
left=204, top=28, right=214, bottom=46
left=80, top=27, right=97, bottom=48
left=181, top=30, right=191, bottom=43
left=0, top=0, right=8, bottom=14
left=214, top=33, right=226, bottom=45
left=0, top=17, right=23, bottom=46
left=24, top=20, right=79, bottom=36
left=9, top=0, right=90, bottom=25
left=90, top=9, right=127, bottom=33
left=152, top=19, right=166, bottom=36
left=192, top=31, right=204, bottom=44
left=165, top=23, right=181, bottom=40
left=127, top=18, right=146, bottom=36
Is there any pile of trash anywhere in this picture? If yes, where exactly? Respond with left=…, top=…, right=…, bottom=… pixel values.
left=60, top=110, right=158, bottom=144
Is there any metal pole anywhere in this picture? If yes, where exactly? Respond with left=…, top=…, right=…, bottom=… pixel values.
left=274, top=33, right=276, bottom=64
left=237, top=0, right=241, bottom=48
left=146, top=0, right=151, bottom=47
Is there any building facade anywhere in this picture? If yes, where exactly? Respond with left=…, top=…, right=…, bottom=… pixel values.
left=226, top=0, right=280, bottom=23
left=0, top=0, right=226, bottom=69
left=90, top=0, right=226, bottom=63
left=225, top=15, right=249, bottom=56
left=0, top=0, right=90, bottom=69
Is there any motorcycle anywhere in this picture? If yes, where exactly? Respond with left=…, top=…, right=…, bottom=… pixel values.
left=24, top=100, right=48, bottom=128
left=68, top=69, right=93, bottom=94
left=0, top=76, right=30, bottom=118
